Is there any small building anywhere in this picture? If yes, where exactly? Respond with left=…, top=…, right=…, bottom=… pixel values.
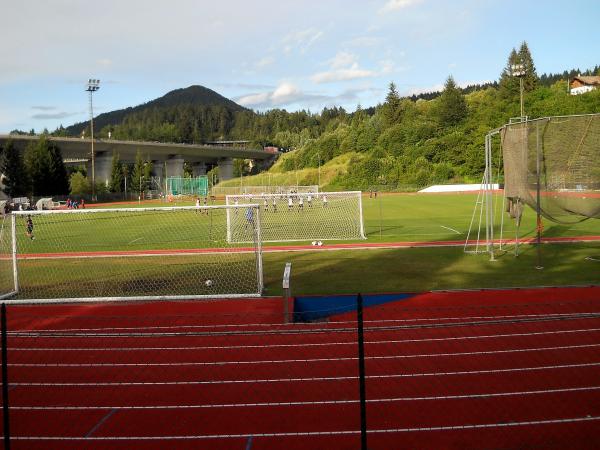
left=570, top=75, right=600, bottom=95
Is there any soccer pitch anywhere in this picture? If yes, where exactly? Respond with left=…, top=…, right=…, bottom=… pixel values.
left=8, top=193, right=600, bottom=299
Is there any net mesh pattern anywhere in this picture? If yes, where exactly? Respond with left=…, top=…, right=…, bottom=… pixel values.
left=11, top=205, right=262, bottom=301
left=502, top=114, right=600, bottom=223
left=226, top=192, right=365, bottom=243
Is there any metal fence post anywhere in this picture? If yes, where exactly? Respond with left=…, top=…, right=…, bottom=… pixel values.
left=282, top=263, right=292, bottom=324
left=2, top=303, right=11, bottom=450
left=356, top=293, right=367, bottom=449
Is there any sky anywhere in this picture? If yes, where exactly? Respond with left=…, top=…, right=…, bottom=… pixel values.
left=0, top=0, right=599, bottom=133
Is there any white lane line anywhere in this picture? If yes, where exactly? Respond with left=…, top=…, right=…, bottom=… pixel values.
left=440, top=225, right=461, bottom=234
left=10, top=327, right=600, bottom=352
left=10, top=311, right=600, bottom=335
left=127, top=237, right=143, bottom=245
left=10, top=385, right=600, bottom=410
left=12, top=362, right=600, bottom=387
left=11, top=415, right=600, bottom=439
left=9, top=343, right=600, bottom=367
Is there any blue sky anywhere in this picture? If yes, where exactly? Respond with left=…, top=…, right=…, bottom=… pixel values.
left=0, top=0, right=598, bottom=133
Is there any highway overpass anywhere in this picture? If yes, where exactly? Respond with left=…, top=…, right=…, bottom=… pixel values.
left=0, top=135, right=277, bottom=184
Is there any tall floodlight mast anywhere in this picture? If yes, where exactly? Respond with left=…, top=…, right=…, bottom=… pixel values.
left=86, top=79, right=100, bottom=201
left=510, top=64, right=525, bottom=118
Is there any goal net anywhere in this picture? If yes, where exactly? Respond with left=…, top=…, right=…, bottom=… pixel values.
left=211, top=185, right=319, bottom=197
left=225, top=191, right=366, bottom=243
left=0, top=214, right=16, bottom=299
left=8, top=205, right=262, bottom=303
left=503, top=113, right=600, bottom=223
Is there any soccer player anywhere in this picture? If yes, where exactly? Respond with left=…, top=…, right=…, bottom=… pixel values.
left=195, top=197, right=201, bottom=213
left=307, top=194, right=312, bottom=208
left=234, top=198, right=239, bottom=214
left=25, top=215, right=34, bottom=240
left=288, top=196, right=293, bottom=211
left=272, top=197, right=277, bottom=212
left=298, top=196, right=304, bottom=212
left=244, top=206, right=254, bottom=230
left=264, top=197, right=269, bottom=212
left=322, top=195, right=328, bottom=208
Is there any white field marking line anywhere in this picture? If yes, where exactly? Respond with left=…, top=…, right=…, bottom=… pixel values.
left=11, top=386, right=600, bottom=410
left=10, top=415, right=600, bottom=440
left=10, top=343, right=600, bottom=367
left=440, top=225, right=461, bottom=235
left=10, top=327, right=600, bottom=352
left=18, top=235, right=600, bottom=261
left=10, top=311, right=600, bottom=335
left=127, top=237, right=143, bottom=245
left=13, top=362, right=600, bottom=387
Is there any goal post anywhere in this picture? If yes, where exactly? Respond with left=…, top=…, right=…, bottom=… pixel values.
left=7, top=204, right=263, bottom=303
left=0, top=214, right=18, bottom=300
left=225, top=191, right=366, bottom=243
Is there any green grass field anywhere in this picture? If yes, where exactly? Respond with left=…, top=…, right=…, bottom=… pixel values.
left=7, top=192, right=600, bottom=299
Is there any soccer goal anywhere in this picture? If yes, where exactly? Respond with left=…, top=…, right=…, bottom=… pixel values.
left=465, top=113, right=600, bottom=260
left=225, top=191, right=366, bottom=243
left=6, top=205, right=263, bottom=303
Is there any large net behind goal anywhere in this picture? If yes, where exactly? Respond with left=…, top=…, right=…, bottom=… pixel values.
left=503, top=114, right=600, bottom=223
left=225, top=191, right=365, bottom=243
left=9, top=205, right=262, bottom=303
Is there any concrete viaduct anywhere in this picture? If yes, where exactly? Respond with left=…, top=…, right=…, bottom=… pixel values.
left=0, top=135, right=275, bottom=187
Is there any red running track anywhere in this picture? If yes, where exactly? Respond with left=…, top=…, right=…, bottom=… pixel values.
left=1, top=287, right=600, bottom=449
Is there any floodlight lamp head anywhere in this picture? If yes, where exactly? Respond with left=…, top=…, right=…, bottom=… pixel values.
left=510, top=64, right=525, bottom=77
left=86, top=79, right=100, bottom=92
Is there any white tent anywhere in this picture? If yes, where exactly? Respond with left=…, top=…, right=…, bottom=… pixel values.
left=35, top=198, right=54, bottom=210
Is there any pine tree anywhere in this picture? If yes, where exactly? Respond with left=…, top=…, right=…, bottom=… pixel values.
left=47, top=142, right=70, bottom=195
left=24, top=137, right=52, bottom=196
left=1, top=141, right=29, bottom=197
left=499, top=48, right=520, bottom=97
left=518, top=41, right=538, bottom=91
left=131, top=150, right=146, bottom=193
left=438, top=76, right=468, bottom=126
left=109, top=152, right=124, bottom=192
left=383, top=82, right=402, bottom=126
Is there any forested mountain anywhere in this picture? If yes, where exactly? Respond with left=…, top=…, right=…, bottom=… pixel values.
left=64, top=85, right=247, bottom=138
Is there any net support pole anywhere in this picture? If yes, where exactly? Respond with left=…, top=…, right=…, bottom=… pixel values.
left=485, top=133, right=495, bottom=261
left=254, top=207, right=264, bottom=295
left=1, top=303, right=11, bottom=450
left=535, top=121, right=544, bottom=270
left=11, top=214, right=18, bottom=295
left=356, top=293, right=368, bottom=450
left=358, top=192, right=366, bottom=239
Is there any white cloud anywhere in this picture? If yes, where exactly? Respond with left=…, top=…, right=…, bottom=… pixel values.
left=282, top=28, right=324, bottom=54
left=330, top=51, right=358, bottom=69
left=97, top=58, right=113, bottom=67
left=237, top=82, right=306, bottom=108
left=311, top=65, right=376, bottom=84
left=379, top=0, right=423, bottom=14
left=235, top=82, right=381, bottom=110
left=346, top=36, right=383, bottom=48
left=255, top=56, right=275, bottom=69
left=311, top=52, right=397, bottom=84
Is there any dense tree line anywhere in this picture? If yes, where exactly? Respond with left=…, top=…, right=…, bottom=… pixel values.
left=1, top=137, right=70, bottom=198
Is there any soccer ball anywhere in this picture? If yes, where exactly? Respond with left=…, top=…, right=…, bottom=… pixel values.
left=205, top=279, right=213, bottom=287
left=311, top=241, right=317, bottom=246
left=317, top=241, right=323, bottom=246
